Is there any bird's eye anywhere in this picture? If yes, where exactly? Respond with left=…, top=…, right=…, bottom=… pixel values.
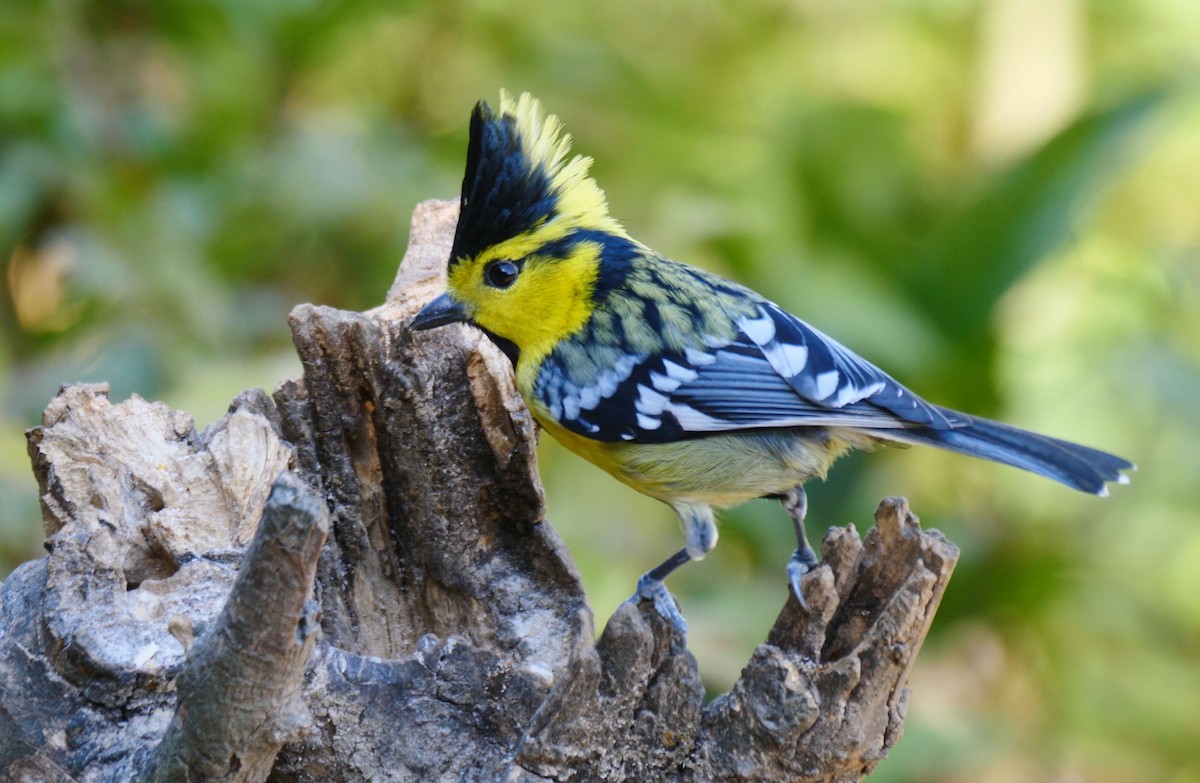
left=484, top=260, right=520, bottom=289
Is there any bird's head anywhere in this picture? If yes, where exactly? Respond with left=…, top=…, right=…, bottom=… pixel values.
left=412, top=92, right=630, bottom=365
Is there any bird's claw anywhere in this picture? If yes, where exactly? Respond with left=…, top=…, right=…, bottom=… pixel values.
left=787, top=545, right=818, bottom=611
left=631, top=574, right=688, bottom=636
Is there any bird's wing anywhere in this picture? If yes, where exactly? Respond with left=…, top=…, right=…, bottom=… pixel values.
left=539, top=301, right=967, bottom=444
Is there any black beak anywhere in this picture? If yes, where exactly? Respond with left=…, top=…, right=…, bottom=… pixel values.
left=411, top=292, right=469, bottom=331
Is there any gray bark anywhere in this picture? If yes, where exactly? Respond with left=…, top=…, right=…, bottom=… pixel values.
left=0, top=199, right=959, bottom=783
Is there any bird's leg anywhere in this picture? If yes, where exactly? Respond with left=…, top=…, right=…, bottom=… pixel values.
left=630, top=502, right=717, bottom=636
left=634, top=549, right=692, bottom=634
left=782, top=486, right=817, bottom=610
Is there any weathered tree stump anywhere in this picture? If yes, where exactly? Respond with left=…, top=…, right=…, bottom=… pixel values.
left=0, top=199, right=958, bottom=782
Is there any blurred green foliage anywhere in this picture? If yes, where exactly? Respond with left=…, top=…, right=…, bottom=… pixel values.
left=2, top=1, right=1198, bottom=781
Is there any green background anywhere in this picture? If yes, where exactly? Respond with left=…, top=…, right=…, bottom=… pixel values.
left=2, top=2, right=1197, bottom=781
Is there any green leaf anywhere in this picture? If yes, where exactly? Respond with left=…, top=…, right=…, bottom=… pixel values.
left=906, top=89, right=1166, bottom=339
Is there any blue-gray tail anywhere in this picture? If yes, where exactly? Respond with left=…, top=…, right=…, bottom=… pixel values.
left=878, top=411, right=1134, bottom=496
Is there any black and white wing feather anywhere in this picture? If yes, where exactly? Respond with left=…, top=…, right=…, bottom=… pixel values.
left=537, top=300, right=966, bottom=444
left=534, top=298, right=1133, bottom=494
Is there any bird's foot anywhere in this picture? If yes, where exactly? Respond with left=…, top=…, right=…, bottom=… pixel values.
left=631, top=574, right=688, bottom=637
left=787, top=545, right=818, bottom=611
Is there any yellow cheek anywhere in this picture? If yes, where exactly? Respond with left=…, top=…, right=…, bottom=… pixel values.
left=450, top=241, right=601, bottom=367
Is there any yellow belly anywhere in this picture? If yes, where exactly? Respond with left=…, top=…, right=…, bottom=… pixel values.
left=535, top=411, right=868, bottom=509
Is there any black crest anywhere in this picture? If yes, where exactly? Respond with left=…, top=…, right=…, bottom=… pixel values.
left=450, top=100, right=559, bottom=265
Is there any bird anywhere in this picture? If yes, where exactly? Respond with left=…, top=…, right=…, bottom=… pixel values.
left=411, top=91, right=1134, bottom=635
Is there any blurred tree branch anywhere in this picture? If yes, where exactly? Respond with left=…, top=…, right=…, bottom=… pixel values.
left=0, top=200, right=957, bottom=782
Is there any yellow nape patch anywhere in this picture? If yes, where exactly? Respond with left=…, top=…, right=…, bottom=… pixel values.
left=498, top=90, right=624, bottom=235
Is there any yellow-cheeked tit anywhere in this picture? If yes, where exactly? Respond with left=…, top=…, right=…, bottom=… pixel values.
left=412, top=92, right=1134, bottom=634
